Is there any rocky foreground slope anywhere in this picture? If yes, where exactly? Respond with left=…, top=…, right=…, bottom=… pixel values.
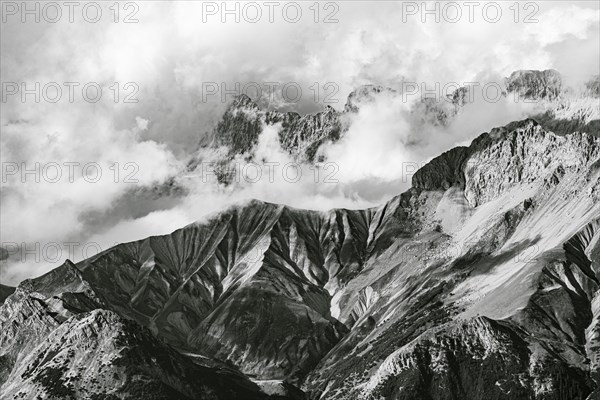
left=1, top=117, right=599, bottom=399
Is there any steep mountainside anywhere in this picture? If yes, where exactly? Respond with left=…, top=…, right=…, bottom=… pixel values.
left=1, top=119, right=599, bottom=399
left=304, top=120, right=600, bottom=399
left=0, top=261, right=279, bottom=399
left=505, top=69, right=564, bottom=100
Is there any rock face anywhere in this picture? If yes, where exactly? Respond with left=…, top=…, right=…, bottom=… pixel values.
left=0, top=261, right=286, bottom=399
left=505, top=69, right=563, bottom=101
left=187, top=93, right=347, bottom=184
left=191, top=94, right=345, bottom=167
left=503, top=70, right=599, bottom=136
left=343, top=85, right=391, bottom=113
left=1, top=118, right=599, bottom=399
left=4, top=309, right=271, bottom=400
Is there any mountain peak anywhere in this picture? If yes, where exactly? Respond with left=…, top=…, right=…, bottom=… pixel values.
left=344, top=84, right=394, bottom=113
left=505, top=69, right=563, bottom=100
left=231, top=93, right=260, bottom=109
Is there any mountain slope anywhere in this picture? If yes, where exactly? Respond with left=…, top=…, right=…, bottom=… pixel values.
left=1, top=119, right=599, bottom=399
left=0, top=261, right=287, bottom=399
left=303, top=120, right=600, bottom=399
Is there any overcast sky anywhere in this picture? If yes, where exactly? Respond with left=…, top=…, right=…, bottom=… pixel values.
left=1, top=1, right=599, bottom=284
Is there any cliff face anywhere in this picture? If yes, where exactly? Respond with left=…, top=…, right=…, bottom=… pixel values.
left=192, top=94, right=345, bottom=167
left=500, top=70, right=600, bottom=138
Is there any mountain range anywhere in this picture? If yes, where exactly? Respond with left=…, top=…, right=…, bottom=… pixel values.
left=1, top=70, right=599, bottom=399
left=188, top=69, right=599, bottom=180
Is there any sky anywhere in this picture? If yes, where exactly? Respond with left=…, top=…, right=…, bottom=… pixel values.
left=1, top=1, right=599, bottom=284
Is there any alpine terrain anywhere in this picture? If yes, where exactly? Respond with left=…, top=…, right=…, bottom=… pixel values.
left=1, top=70, right=599, bottom=399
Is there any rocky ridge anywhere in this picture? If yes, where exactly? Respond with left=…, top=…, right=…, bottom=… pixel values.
left=188, top=70, right=599, bottom=182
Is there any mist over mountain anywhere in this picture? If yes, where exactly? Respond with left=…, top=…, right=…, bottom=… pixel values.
left=188, top=70, right=599, bottom=178
left=2, top=1, right=600, bottom=398
left=2, top=66, right=599, bottom=286
left=2, top=107, right=599, bottom=398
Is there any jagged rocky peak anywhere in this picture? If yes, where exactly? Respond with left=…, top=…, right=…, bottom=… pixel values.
left=193, top=92, right=345, bottom=166
left=193, top=69, right=598, bottom=176
left=203, top=84, right=399, bottom=164
left=411, top=145, right=471, bottom=191
left=231, top=92, right=261, bottom=109
left=211, top=94, right=263, bottom=156
left=464, top=119, right=600, bottom=206
left=343, top=84, right=393, bottom=112
left=412, top=118, right=600, bottom=206
left=505, top=69, right=563, bottom=100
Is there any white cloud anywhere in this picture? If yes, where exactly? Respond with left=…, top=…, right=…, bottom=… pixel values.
left=135, top=116, right=149, bottom=131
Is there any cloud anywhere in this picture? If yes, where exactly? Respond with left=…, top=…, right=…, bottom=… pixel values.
left=135, top=116, right=149, bottom=131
